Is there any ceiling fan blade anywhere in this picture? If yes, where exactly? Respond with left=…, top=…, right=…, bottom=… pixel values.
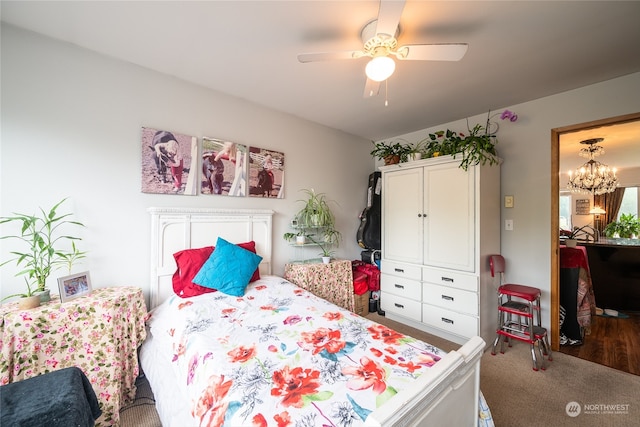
left=375, top=0, right=406, bottom=37
left=396, top=43, right=468, bottom=61
left=363, top=78, right=381, bottom=98
left=297, top=50, right=362, bottom=63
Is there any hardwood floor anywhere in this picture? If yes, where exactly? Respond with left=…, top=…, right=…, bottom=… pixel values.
left=559, top=312, right=640, bottom=376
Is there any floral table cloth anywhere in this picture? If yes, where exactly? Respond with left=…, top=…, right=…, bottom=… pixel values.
left=1, top=286, right=147, bottom=426
left=284, top=259, right=356, bottom=311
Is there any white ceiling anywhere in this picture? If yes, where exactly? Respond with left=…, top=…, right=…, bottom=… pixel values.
left=2, top=0, right=640, bottom=153
left=560, top=120, right=640, bottom=174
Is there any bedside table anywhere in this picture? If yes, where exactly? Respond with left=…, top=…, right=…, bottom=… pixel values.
left=284, top=259, right=364, bottom=313
left=0, top=286, right=147, bottom=426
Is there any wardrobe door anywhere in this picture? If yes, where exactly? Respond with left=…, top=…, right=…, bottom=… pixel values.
left=382, top=167, right=423, bottom=264
left=423, top=162, right=475, bottom=272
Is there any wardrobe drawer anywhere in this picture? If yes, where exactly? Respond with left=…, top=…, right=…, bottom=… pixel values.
left=422, top=284, right=478, bottom=315
left=422, top=267, right=478, bottom=292
left=422, top=304, right=478, bottom=339
left=381, top=274, right=422, bottom=301
left=381, top=260, right=422, bottom=281
left=381, top=293, right=422, bottom=322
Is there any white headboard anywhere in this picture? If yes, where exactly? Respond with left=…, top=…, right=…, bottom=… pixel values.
left=148, top=207, right=274, bottom=309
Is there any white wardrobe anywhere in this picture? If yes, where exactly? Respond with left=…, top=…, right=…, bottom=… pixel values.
left=379, top=155, right=500, bottom=345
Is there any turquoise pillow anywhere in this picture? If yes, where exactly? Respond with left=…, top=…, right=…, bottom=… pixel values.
left=193, top=237, right=263, bottom=297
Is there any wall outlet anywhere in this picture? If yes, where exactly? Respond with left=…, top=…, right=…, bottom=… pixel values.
left=505, top=219, right=514, bottom=231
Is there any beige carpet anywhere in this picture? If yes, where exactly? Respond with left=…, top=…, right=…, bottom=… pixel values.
left=120, top=312, right=640, bottom=426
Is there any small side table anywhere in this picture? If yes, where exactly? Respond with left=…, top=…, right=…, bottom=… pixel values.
left=284, top=259, right=359, bottom=312
left=0, top=286, right=147, bottom=426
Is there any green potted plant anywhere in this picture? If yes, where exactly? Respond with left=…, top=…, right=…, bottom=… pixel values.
left=306, top=230, right=340, bottom=264
left=603, top=213, right=640, bottom=238
left=1, top=198, right=86, bottom=307
left=420, top=125, right=498, bottom=171
left=370, top=140, right=413, bottom=165
left=295, top=189, right=336, bottom=228
left=283, top=189, right=342, bottom=262
left=283, top=230, right=307, bottom=245
left=420, top=109, right=517, bottom=170
left=560, top=224, right=596, bottom=247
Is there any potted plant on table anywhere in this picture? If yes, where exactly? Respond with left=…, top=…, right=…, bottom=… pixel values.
left=560, top=224, right=596, bottom=247
left=1, top=198, right=86, bottom=308
left=603, top=213, right=640, bottom=239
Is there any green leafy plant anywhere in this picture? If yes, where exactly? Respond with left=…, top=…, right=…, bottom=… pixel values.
left=369, top=140, right=413, bottom=165
left=283, top=189, right=342, bottom=258
left=307, top=228, right=341, bottom=258
left=603, top=213, right=640, bottom=238
left=560, top=224, right=596, bottom=241
left=1, top=198, right=86, bottom=300
left=295, top=189, right=336, bottom=228
left=421, top=125, right=498, bottom=171
left=283, top=231, right=306, bottom=241
left=420, top=109, right=517, bottom=170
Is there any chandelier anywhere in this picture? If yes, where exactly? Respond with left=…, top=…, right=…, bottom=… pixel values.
left=567, top=138, right=618, bottom=195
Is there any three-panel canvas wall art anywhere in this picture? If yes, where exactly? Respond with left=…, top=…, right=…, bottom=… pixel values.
left=141, top=127, right=285, bottom=198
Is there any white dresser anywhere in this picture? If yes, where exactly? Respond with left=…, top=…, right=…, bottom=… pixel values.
left=379, top=155, right=500, bottom=345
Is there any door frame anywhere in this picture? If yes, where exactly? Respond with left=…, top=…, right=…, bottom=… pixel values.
left=550, top=111, right=640, bottom=351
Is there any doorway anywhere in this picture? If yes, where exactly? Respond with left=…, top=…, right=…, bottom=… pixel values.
left=551, top=112, right=640, bottom=375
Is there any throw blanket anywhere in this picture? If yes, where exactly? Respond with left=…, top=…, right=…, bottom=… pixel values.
left=560, top=247, right=596, bottom=334
left=0, top=367, right=101, bottom=427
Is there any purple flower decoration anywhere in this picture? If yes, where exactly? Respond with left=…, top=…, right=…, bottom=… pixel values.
left=187, top=353, right=198, bottom=385
left=500, top=110, right=518, bottom=122
left=283, top=314, right=302, bottom=325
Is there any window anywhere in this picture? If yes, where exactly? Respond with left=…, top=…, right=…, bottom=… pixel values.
left=617, top=187, right=638, bottom=219
left=559, top=193, right=572, bottom=230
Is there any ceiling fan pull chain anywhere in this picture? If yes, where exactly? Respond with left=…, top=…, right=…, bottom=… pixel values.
left=385, top=79, right=389, bottom=107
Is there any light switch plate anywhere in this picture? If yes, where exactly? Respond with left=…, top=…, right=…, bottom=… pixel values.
left=505, top=195, right=514, bottom=208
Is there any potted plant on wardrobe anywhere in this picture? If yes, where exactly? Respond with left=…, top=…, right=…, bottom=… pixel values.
left=369, top=140, right=413, bottom=165
left=1, top=198, right=86, bottom=308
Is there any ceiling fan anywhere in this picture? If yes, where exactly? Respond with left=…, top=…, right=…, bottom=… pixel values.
left=297, top=0, right=468, bottom=98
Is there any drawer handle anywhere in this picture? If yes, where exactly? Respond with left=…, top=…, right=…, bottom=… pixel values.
left=394, top=284, right=405, bottom=289
left=441, top=295, right=454, bottom=301
left=441, top=317, right=454, bottom=324
left=441, top=277, right=454, bottom=283
left=394, top=303, right=405, bottom=309
left=394, top=268, right=405, bottom=273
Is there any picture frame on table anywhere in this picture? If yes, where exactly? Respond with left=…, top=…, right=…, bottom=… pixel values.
left=57, top=271, right=92, bottom=302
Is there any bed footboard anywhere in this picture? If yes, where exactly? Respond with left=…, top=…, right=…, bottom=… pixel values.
left=366, top=336, right=485, bottom=427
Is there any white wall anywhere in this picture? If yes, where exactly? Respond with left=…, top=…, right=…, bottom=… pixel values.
left=381, top=72, right=640, bottom=328
left=3, top=24, right=640, bottom=330
left=0, top=25, right=374, bottom=303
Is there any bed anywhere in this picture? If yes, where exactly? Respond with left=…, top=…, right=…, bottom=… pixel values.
left=141, top=207, right=494, bottom=426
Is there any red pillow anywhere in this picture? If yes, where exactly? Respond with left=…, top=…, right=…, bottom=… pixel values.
left=172, top=241, right=261, bottom=298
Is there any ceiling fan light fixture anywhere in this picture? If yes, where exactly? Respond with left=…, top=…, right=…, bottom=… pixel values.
left=366, top=56, right=395, bottom=82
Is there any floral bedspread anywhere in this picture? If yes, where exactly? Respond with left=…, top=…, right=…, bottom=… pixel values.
left=148, top=276, right=493, bottom=427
